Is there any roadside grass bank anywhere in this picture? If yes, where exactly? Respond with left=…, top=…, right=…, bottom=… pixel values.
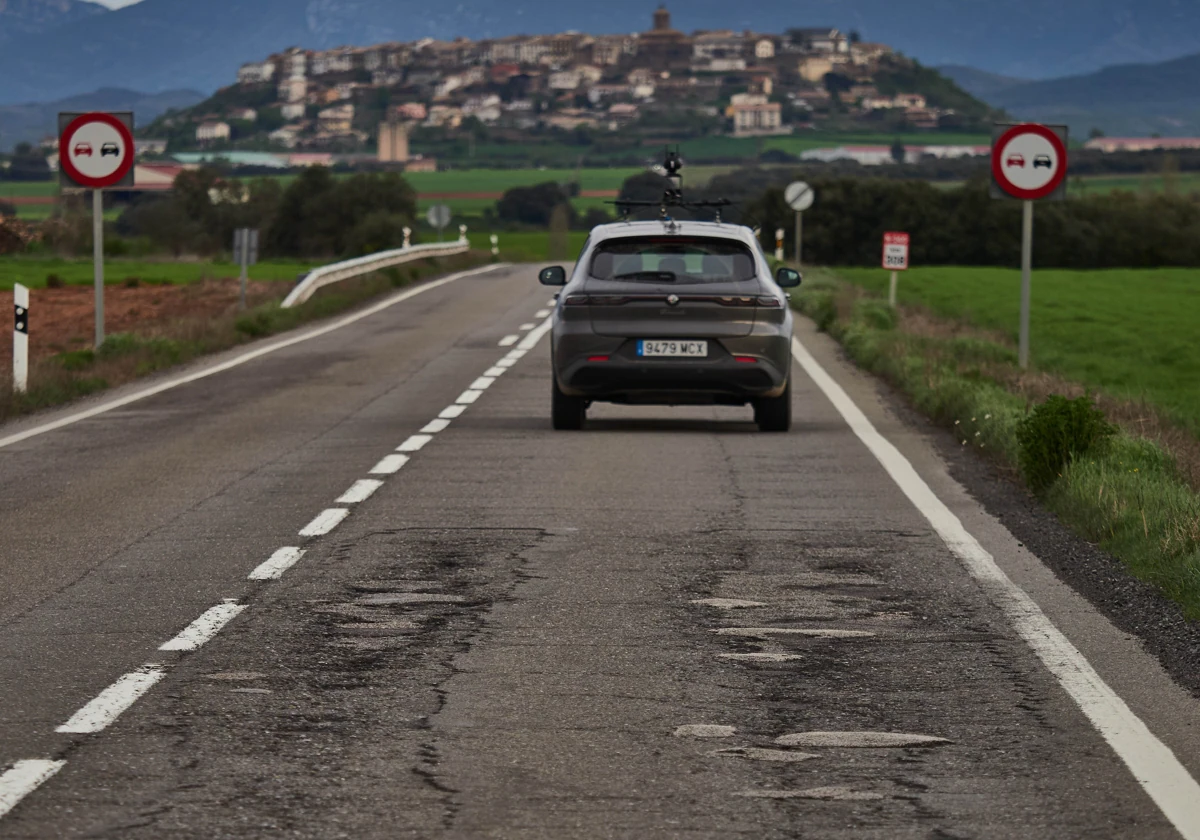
left=794, top=271, right=1200, bottom=619
left=0, top=250, right=490, bottom=424
left=0, top=257, right=313, bottom=290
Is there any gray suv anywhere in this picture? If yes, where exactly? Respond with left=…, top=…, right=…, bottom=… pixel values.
left=540, top=219, right=801, bottom=432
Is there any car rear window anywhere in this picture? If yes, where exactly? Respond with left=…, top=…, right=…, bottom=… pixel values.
left=588, top=237, right=756, bottom=284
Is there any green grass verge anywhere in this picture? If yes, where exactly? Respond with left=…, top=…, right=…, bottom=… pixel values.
left=0, top=257, right=314, bottom=290
left=0, top=251, right=490, bottom=423
left=467, top=230, right=588, bottom=263
left=836, top=266, right=1200, bottom=436
left=794, top=272, right=1200, bottom=618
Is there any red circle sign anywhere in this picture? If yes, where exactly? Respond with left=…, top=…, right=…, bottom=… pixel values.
left=992, top=123, right=1068, bottom=200
left=60, top=112, right=135, bottom=189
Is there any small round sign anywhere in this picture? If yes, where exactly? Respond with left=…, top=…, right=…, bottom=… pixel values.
left=992, top=124, right=1067, bottom=200
left=426, top=204, right=452, bottom=230
left=784, top=181, right=814, bottom=211
left=60, top=113, right=135, bottom=190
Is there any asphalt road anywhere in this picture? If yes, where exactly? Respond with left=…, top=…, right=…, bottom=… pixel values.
left=1, top=262, right=1198, bottom=839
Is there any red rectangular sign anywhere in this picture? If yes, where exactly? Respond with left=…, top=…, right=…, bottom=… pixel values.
left=882, top=231, right=910, bottom=270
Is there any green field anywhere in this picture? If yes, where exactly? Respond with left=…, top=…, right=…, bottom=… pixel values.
left=836, top=266, right=1200, bottom=432
left=0, top=257, right=313, bottom=290
left=1067, top=171, right=1200, bottom=197
left=466, top=230, right=587, bottom=263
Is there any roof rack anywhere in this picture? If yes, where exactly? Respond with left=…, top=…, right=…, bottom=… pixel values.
left=610, top=147, right=733, bottom=223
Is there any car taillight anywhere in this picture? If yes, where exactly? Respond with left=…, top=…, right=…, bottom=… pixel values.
left=734, top=356, right=758, bottom=364
left=564, top=294, right=590, bottom=306
left=756, top=296, right=782, bottom=308
left=716, top=296, right=758, bottom=307
left=564, top=295, right=632, bottom=306
left=587, top=355, right=610, bottom=362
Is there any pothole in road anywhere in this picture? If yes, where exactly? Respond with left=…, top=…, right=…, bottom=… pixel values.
left=717, top=653, right=803, bottom=663
left=228, top=688, right=273, bottom=695
left=356, top=593, right=468, bottom=606
left=337, top=619, right=422, bottom=636
left=334, top=637, right=411, bottom=652
left=674, top=724, right=737, bottom=738
left=713, top=628, right=876, bottom=639
left=349, top=579, right=444, bottom=593
left=691, top=599, right=768, bottom=609
left=774, top=732, right=951, bottom=748
left=712, top=747, right=819, bottom=763
left=738, top=787, right=886, bottom=801
left=207, top=671, right=268, bottom=681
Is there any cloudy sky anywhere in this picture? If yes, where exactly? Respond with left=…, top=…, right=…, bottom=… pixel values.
left=94, top=0, right=143, bottom=7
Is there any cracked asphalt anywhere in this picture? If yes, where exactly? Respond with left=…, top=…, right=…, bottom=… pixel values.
left=1, top=263, right=1198, bottom=838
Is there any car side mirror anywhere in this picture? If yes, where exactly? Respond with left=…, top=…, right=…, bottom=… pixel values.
left=775, top=267, right=802, bottom=288
left=539, top=266, right=567, bottom=286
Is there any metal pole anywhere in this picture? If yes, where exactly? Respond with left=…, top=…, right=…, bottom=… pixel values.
left=794, top=211, right=802, bottom=268
left=92, top=189, right=104, bottom=349
left=1019, top=200, right=1034, bottom=369
left=237, top=229, right=248, bottom=312
left=889, top=271, right=898, bottom=307
left=13, top=283, right=28, bottom=394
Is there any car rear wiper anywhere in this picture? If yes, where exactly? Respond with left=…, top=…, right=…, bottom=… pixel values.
left=612, top=271, right=677, bottom=282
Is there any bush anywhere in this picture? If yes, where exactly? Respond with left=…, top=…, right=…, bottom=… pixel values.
left=344, top=212, right=409, bottom=257
left=1017, top=395, right=1117, bottom=493
left=854, top=299, right=897, bottom=331
left=0, top=201, right=15, bottom=218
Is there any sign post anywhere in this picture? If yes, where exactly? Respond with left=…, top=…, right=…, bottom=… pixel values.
left=426, top=204, right=452, bottom=242
left=882, top=232, right=910, bottom=307
left=13, top=283, right=28, bottom=394
left=991, top=123, right=1068, bottom=369
left=58, top=111, right=135, bottom=349
left=783, top=181, right=814, bottom=268
left=233, top=228, right=260, bottom=311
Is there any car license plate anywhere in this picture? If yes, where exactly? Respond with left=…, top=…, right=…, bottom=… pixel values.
left=638, top=340, right=708, bottom=358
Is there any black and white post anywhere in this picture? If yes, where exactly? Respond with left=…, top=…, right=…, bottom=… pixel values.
left=13, top=283, right=28, bottom=394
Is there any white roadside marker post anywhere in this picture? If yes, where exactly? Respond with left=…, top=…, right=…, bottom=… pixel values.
left=490, top=233, right=499, bottom=258
left=774, top=227, right=784, bottom=262
left=13, top=283, right=28, bottom=393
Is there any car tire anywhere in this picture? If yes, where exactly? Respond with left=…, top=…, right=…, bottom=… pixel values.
left=754, top=380, right=791, bottom=432
left=552, top=378, right=586, bottom=430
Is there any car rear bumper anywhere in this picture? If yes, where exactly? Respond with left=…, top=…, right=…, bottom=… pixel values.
left=554, top=335, right=790, bottom=405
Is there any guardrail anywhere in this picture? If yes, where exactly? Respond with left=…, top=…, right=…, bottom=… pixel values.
left=281, top=231, right=470, bottom=309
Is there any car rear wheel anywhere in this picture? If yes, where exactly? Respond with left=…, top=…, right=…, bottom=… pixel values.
left=552, top=379, right=586, bottom=430
left=754, top=380, right=791, bottom=432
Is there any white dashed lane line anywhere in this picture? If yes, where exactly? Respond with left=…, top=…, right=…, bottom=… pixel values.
left=370, top=454, right=410, bottom=475
left=1, top=304, right=558, bottom=826
left=56, top=667, right=166, bottom=734
left=535, top=309, right=551, bottom=318
left=336, top=479, right=384, bottom=505
left=0, top=761, right=66, bottom=819
left=397, top=434, right=433, bottom=453
left=299, top=508, right=350, bottom=537
left=159, top=602, right=248, bottom=652
left=248, top=547, right=306, bottom=581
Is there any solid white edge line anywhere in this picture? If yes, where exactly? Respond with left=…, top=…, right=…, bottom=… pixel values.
left=0, top=760, right=66, bottom=820
left=299, top=508, right=349, bottom=537
left=249, top=547, right=307, bottom=581
left=789, top=336, right=1200, bottom=839
left=370, top=453, right=410, bottom=475
left=518, top=323, right=536, bottom=331
left=0, top=264, right=509, bottom=451
left=336, top=479, right=384, bottom=504
left=397, top=434, right=433, bottom=453
left=439, top=405, right=467, bottom=420
left=499, top=335, right=519, bottom=347
left=159, top=602, right=248, bottom=652
left=456, top=390, right=482, bottom=405
left=421, top=418, right=452, bottom=434
left=56, top=667, right=166, bottom=734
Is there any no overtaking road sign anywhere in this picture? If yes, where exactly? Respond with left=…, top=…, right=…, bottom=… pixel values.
left=58, top=112, right=135, bottom=190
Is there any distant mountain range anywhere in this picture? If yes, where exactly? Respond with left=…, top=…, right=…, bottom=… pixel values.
left=0, top=87, right=204, bottom=150
left=942, top=52, right=1200, bottom=137
left=1, top=0, right=1200, bottom=106
left=0, top=0, right=105, bottom=42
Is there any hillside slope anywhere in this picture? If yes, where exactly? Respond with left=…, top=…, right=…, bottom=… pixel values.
left=0, top=88, right=204, bottom=150
left=1, top=0, right=1200, bottom=104
left=943, top=53, right=1200, bottom=136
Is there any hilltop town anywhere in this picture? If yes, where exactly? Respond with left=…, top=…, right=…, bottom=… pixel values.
left=145, top=6, right=993, bottom=165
